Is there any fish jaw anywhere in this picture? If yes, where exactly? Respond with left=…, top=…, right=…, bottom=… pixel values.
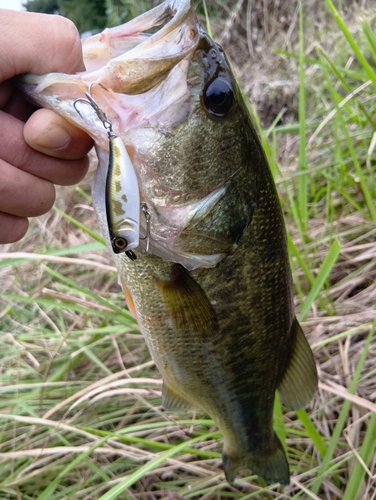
left=18, top=0, right=200, bottom=149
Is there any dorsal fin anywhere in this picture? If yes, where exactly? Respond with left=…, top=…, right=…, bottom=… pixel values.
left=277, top=318, right=318, bottom=410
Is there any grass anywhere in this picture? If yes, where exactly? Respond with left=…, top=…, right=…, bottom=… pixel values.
left=1, top=0, right=376, bottom=498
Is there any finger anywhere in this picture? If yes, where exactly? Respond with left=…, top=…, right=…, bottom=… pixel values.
left=2, top=87, right=37, bottom=122
left=24, top=108, right=94, bottom=160
left=0, top=212, right=29, bottom=244
left=0, top=159, right=56, bottom=218
left=0, top=81, right=13, bottom=108
left=0, top=110, right=90, bottom=186
left=0, top=10, right=84, bottom=81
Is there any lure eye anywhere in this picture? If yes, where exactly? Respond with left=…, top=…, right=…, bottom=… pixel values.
left=204, top=77, right=234, bottom=116
left=114, top=237, right=128, bottom=251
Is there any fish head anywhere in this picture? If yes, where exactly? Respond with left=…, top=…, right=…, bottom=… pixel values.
left=19, top=0, right=259, bottom=270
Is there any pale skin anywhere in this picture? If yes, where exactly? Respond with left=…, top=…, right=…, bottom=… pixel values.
left=0, top=9, right=94, bottom=244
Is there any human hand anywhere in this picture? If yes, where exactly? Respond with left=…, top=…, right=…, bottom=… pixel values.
left=0, top=9, right=94, bottom=244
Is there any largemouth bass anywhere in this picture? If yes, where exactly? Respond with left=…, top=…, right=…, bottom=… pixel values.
left=19, top=0, right=317, bottom=485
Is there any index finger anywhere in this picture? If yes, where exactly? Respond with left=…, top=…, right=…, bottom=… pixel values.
left=0, top=9, right=84, bottom=82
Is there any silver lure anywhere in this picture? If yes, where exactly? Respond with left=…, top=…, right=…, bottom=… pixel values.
left=105, top=134, right=140, bottom=258
left=73, top=88, right=141, bottom=260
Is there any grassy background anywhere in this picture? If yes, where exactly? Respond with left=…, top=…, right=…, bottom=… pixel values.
left=1, top=0, right=376, bottom=498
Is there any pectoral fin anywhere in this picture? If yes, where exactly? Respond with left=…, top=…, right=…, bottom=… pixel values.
left=277, top=318, right=318, bottom=410
left=155, top=264, right=218, bottom=336
left=162, top=383, right=192, bottom=411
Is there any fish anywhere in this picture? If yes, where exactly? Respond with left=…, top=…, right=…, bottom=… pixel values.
left=19, top=0, right=317, bottom=485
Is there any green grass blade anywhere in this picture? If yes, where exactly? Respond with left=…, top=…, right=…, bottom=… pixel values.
left=343, top=409, right=376, bottom=500
left=37, top=437, right=109, bottom=500
left=298, top=239, right=341, bottom=321
left=53, top=207, right=105, bottom=244
left=202, top=0, right=212, bottom=37
left=287, top=234, right=314, bottom=284
left=311, top=325, right=375, bottom=493
left=273, top=393, right=286, bottom=452
left=0, top=242, right=106, bottom=269
left=43, top=266, right=134, bottom=320
left=362, top=21, right=376, bottom=65
left=75, top=185, right=92, bottom=202
left=312, top=323, right=375, bottom=349
left=298, top=0, right=308, bottom=233
left=339, top=110, right=376, bottom=225
left=277, top=49, right=368, bottom=82
left=296, top=409, right=327, bottom=458
left=80, top=426, right=221, bottom=459
left=325, top=0, right=376, bottom=89
left=97, top=433, right=215, bottom=500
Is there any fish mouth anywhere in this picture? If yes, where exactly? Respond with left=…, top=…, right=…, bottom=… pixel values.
left=82, top=0, right=200, bottom=95
left=19, top=0, right=201, bottom=150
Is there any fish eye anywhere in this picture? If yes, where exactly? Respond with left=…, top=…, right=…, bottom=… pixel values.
left=203, top=77, right=234, bottom=116
left=114, top=237, right=128, bottom=250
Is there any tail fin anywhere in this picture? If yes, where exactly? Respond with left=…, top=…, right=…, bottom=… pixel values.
left=222, top=433, right=289, bottom=485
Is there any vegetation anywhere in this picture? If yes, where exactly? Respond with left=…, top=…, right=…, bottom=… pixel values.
left=23, top=0, right=161, bottom=32
left=1, top=0, right=376, bottom=498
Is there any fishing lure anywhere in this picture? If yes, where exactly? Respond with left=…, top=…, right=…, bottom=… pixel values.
left=105, top=132, right=140, bottom=259
left=74, top=86, right=145, bottom=260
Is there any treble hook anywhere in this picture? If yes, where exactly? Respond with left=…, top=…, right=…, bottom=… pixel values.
left=73, top=82, right=114, bottom=137
left=140, top=202, right=152, bottom=253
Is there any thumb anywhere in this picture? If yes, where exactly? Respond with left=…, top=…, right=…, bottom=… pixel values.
left=0, top=9, right=84, bottom=82
left=24, top=108, right=94, bottom=160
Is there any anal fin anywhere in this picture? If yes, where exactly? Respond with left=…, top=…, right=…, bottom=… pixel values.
left=278, top=317, right=318, bottom=410
left=162, top=383, right=192, bottom=411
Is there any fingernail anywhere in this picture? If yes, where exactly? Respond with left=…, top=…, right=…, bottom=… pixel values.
left=33, top=124, right=71, bottom=150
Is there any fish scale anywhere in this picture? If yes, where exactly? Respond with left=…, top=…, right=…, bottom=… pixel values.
left=18, top=0, right=317, bottom=485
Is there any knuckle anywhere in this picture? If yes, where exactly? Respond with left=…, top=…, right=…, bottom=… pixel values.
left=0, top=213, right=29, bottom=244
left=0, top=160, right=55, bottom=219
left=12, top=145, right=33, bottom=173
left=32, top=182, right=56, bottom=216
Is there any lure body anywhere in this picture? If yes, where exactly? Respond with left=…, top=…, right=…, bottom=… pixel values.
left=105, top=135, right=140, bottom=255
